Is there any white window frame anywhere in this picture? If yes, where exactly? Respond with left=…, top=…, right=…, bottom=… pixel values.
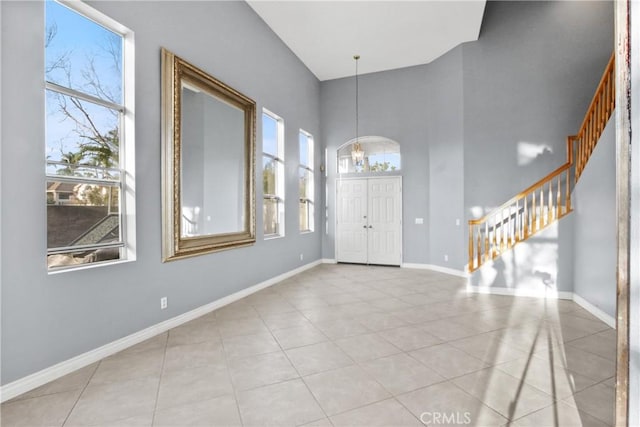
left=299, top=129, right=314, bottom=233
left=262, top=109, right=285, bottom=238
left=46, top=0, right=136, bottom=273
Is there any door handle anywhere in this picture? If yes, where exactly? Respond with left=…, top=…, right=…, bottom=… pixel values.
left=368, top=225, right=373, bottom=228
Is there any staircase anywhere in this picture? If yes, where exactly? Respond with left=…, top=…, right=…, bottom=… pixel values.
left=468, top=53, right=615, bottom=273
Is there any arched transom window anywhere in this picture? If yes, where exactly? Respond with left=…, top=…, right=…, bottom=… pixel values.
left=337, top=136, right=401, bottom=173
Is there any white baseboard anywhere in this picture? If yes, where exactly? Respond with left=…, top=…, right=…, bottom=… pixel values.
left=0, top=259, right=322, bottom=403
left=466, top=285, right=616, bottom=329
left=401, top=263, right=469, bottom=279
left=572, top=293, right=616, bottom=329
left=321, top=258, right=337, bottom=264
left=467, top=285, right=574, bottom=300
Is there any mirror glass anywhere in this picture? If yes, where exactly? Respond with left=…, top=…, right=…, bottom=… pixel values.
left=180, top=82, right=245, bottom=237
left=161, top=49, right=256, bottom=261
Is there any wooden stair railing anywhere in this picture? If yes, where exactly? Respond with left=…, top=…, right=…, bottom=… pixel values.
left=468, top=138, right=574, bottom=272
left=575, top=53, right=616, bottom=180
left=468, top=53, right=615, bottom=273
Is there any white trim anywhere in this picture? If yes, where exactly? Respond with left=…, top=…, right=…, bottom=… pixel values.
left=121, top=11, right=136, bottom=266
left=0, top=259, right=322, bottom=403
left=58, top=0, right=130, bottom=35
left=467, top=284, right=573, bottom=300
left=572, top=293, right=616, bottom=329
left=47, top=258, right=135, bottom=276
left=322, top=258, right=337, bottom=264
left=401, top=263, right=469, bottom=279
left=465, top=285, right=615, bottom=328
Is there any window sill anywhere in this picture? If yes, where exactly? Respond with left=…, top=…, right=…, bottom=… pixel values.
left=264, top=234, right=285, bottom=241
left=300, top=230, right=314, bottom=235
left=47, top=257, right=136, bottom=276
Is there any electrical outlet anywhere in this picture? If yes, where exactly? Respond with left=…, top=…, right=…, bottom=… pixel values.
left=455, top=218, right=461, bottom=226
left=444, top=254, right=449, bottom=262
left=300, top=253, right=304, bottom=261
left=160, top=297, right=168, bottom=310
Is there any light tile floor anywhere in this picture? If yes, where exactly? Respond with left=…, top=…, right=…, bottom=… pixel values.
left=1, top=264, right=616, bottom=426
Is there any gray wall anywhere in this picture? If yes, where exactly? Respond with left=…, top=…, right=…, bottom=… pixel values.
left=573, top=117, right=616, bottom=317
left=320, top=65, right=430, bottom=264
left=463, top=1, right=613, bottom=214
left=0, top=0, right=322, bottom=385
left=321, top=1, right=613, bottom=270
left=426, top=46, right=465, bottom=269
left=470, top=216, right=576, bottom=294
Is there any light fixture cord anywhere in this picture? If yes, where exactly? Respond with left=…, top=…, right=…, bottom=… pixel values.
left=354, top=55, right=360, bottom=144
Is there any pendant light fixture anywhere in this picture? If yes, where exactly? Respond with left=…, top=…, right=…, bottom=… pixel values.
left=351, top=55, right=364, bottom=167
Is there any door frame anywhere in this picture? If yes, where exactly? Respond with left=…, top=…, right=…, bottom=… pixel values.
left=615, top=0, right=633, bottom=424
left=335, top=175, right=403, bottom=266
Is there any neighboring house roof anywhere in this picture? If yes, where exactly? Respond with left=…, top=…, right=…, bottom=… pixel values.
left=47, top=182, right=77, bottom=193
left=47, top=206, right=113, bottom=248
left=71, top=214, right=119, bottom=246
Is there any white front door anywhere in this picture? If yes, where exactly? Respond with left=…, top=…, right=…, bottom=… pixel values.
left=367, top=177, right=402, bottom=265
left=336, top=179, right=368, bottom=263
left=336, top=177, right=402, bottom=266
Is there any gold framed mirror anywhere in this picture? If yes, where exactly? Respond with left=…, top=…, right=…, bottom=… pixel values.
left=161, top=48, right=256, bottom=261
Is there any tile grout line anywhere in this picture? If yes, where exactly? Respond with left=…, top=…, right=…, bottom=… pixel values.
left=216, top=314, right=247, bottom=427
left=264, top=272, right=407, bottom=422
left=60, top=359, right=101, bottom=427
left=445, top=379, right=512, bottom=425
left=285, top=274, right=419, bottom=422
left=149, top=332, right=169, bottom=427
left=254, top=293, right=334, bottom=425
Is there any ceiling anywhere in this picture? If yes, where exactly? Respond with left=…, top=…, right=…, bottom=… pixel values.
left=247, top=1, right=487, bottom=81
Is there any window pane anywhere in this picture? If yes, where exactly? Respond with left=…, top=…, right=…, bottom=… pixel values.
left=299, top=201, right=308, bottom=231
left=337, top=137, right=401, bottom=173
left=44, top=1, right=130, bottom=270
left=262, top=113, right=278, bottom=155
left=263, top=156, right=277, bottom=195
left=45, top=0, right=122, bottom=104
left=46, top=90, right=120, bottom=168
left=263, top=198, right=281, bottom=236
left=262, top=111, right=284, bottom=238
left=47, top=181, right=120, bottom=249
left=299, top=133, right=309, bottom=167
left=299, top=168, right=312, bottom=199
left=368, top=153, right=401, bottom=172
left=299, top=200, right=314, bottom=232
